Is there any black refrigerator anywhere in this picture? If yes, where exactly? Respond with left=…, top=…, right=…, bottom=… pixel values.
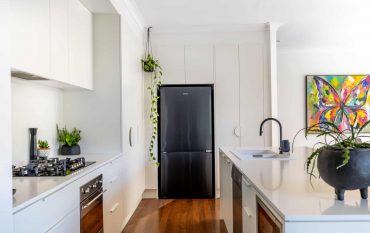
left=158, top=85, right=215, bottom=199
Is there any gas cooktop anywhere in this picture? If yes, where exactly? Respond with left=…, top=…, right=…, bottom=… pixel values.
left=12, top=157, right=96, bottom=177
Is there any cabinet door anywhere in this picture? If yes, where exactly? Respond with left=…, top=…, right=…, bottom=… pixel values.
left=242, top=178, right=257, bottom=233
left=69, top=0, right=93, bottom=89
left=239, top=44, right=265, bottom=147
left=215, top=45, right=240, bottom=152
left=219, top=153, right=233, bottom=233
left=46, top=208, right=80, bottom=233
left=104, top=160, right=124, bottom=233
left=11, top=0, right=50, bottom=77
left=153, top=45, right=186, bottom=84
left=185, top=45, right=214, bottom=84
left=219, top=154, right=226, bottom=218
left=224, top=156, right=233, bottom=233
left=50, top=0, right=69, bottom=82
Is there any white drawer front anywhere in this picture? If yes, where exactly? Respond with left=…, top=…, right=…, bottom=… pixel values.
left=14, top=183, right=79, bottom=233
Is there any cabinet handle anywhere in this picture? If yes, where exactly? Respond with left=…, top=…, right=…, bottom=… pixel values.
left=129, top=127, right=133, bottom=147
left=226, top=158, right=231, bottom=164
left=234, top=126, right=241, bottom=137
left=110, top=176, right=118, bottom=184
left=82, top=189, right=107, bottom=210
left=243, top=206, right=253, bottom=218
left=110, top=202, right=120, bottom=213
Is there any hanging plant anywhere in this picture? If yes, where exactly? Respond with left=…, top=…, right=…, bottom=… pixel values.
left=142, top=27, right=162, bottom=165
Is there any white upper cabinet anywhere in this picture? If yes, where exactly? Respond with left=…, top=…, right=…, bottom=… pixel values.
left=214, top=45, right=241, bottom=148
left=11, top=0, right=93, bottom=90
left=69, top=0, right=93, bottom=90
left=154, top=45, right=186, bottom=84
left=185, top=45, right=214, bottom=84
left=11, top=0, right=50, bottom=78
left=50, top=0, right=69, bottom=83
left=239, top=44, right=265, bottom=146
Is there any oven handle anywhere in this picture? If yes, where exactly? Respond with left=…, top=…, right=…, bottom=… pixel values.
left=82, top=189, right=107, bottom=210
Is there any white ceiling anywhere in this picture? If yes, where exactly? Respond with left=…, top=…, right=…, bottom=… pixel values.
left=133, top=0, right=370, bottom=49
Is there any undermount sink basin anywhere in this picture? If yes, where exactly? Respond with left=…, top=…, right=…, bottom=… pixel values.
left=231, top=149, right=292, bottom=160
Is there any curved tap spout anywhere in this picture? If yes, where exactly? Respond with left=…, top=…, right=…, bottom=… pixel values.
left=259, top=118, right=283, bottom=154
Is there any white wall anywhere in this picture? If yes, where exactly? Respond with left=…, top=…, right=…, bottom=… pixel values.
left=63, top=14, right=122, bottom=155
left=12, top=79, right=63, bottom=163
left=278, top=48, right=370, bottom=147
left=0, top=0, right=13, bottom=231
left=133, top=0, right=370, bottom=152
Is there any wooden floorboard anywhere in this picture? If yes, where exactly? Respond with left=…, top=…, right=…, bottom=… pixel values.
left=122, top=199, right=228, bottom=233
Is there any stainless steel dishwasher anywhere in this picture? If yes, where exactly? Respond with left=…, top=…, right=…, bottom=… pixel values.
left=232, top=165, right=242, bottom=233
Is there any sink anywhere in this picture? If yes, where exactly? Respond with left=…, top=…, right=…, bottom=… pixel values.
left=231, top=149, right=292, bottom=160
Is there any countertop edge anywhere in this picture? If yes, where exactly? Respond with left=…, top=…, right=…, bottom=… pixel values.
left=12, top=153, right=123, bottom=214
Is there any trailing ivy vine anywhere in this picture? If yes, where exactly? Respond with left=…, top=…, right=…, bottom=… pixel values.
left=141, top=27, right=162, bottom=165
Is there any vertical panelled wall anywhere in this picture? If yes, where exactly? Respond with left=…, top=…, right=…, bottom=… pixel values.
left=145, top=27, right=272, bottom=195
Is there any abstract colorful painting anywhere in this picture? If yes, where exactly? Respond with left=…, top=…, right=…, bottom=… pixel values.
left=306, top=75, right=370, bottom=132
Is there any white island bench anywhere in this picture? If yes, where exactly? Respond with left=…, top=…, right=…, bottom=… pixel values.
left=220, top=147, right=370, bottom=233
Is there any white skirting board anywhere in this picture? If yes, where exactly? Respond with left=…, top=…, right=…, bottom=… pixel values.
left=142, top=189, right=158, bottom=199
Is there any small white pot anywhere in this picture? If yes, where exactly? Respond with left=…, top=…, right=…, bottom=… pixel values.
left=38, top=148, right=50, bottom=158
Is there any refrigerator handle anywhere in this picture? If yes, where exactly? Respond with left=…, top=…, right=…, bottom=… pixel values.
left=206, top=150, right=212, bottom=153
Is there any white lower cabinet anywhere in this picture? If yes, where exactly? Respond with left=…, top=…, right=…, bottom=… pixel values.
left=46, top=208, right=80, bottom=233
left=219, top=152, right=233, bottom=233
left=14, top=156, right=125, bottom=233
left=242, top=177, right=256, bottom=233
left=13, top=182, right=79, bottom=233
left=104, top=157, right=124, bottom=233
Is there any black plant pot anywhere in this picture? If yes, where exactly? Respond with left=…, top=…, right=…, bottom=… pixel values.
left=60, top=144, right=81, bottom=155
left=317, top=148, right=370, bottom=201
left=142, top=61, right=154, bottom=72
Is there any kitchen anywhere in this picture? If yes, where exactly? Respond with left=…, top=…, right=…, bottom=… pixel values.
left=1, top=0, right=370, bottom=233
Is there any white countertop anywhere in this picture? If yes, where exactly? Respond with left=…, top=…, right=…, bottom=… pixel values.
left=221, top=147, right=370, bottom=222
left=12, top=153, right=122, bottom=213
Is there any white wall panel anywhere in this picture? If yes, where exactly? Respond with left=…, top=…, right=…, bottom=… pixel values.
left=185, top=45, right=214, bottom=84
left=153, top=45, right=185, bottom=84
left=239, top=44, right=265, bottom=146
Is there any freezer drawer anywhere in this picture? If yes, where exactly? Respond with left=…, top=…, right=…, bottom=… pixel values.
left=160, top=152, right=213, bottom=198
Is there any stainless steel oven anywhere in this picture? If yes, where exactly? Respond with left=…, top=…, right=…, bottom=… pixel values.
left=80, top=174, right=105, bottom=233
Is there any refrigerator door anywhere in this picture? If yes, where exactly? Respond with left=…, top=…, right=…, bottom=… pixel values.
left=160, top=86, right=212, bottom=152
left=160, top=152, right=213, bottom=198
left=189, top=152, right=213, bottom=198
left=160, top=152, right=191, bottom=198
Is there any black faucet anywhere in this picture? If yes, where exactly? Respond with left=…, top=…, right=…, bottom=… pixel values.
left=259, top=118, right=289, bottom=154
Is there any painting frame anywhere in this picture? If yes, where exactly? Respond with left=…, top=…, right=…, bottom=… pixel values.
left=306, top=75, right=370, bottom=134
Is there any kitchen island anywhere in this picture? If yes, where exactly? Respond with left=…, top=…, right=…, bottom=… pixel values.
left=220, top=147, right=370, bottom=233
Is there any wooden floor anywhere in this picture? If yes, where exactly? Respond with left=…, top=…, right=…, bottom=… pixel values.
left=122, top=199, right=228, bottom=233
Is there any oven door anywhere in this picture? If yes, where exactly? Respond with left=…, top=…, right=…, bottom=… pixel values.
left=81, top=188, right=104, bottom=233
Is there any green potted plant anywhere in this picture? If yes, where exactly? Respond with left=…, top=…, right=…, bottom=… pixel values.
left=141, top=27, right=162, bottom=165
left=294, top=119, right=370, bottom=200
left=57, top=125, right=82, bottom=155
left=37, top=139, right=50, bottom=158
